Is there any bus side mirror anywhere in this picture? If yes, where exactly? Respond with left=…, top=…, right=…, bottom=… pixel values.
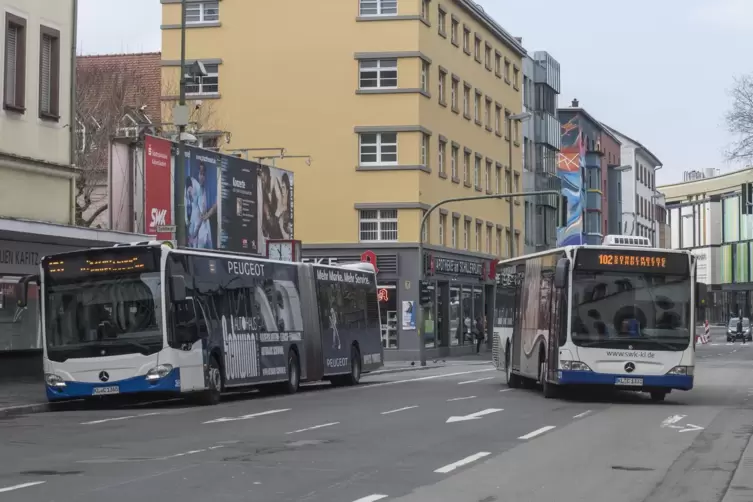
left=16, top=275, right=38, bottom=308
left=696, top=282, right=707, bottom=308
left=554, top=258, right=569, bottom=289
left=171, top=275, right=187, bottom=302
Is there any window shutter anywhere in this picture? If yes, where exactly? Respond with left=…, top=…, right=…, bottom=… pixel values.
left=5, top=25, right=17, bottom=104
left=40, top=34, right=52, bottom=113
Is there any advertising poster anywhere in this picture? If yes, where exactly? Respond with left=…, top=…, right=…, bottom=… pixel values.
left=144, top=135, right=173, bottom=241
left=402, top=300, right=416, bottom=330
left=180, top=146, right=219, bottom=249
left=220, top=154, right=258, bottom=253
left=257, top=163, right=294, bottom=253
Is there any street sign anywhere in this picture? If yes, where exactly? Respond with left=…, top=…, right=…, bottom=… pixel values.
left=446, top=408, right=503, bottom=423
left=156, top=225, right=176, bottom=233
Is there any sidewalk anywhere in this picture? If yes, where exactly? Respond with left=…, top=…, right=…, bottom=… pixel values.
left=722, top=427, right=753, bottom=502
left=377, top=352, right=493, bottom=374
left=0, top=377, right=49, bottom=418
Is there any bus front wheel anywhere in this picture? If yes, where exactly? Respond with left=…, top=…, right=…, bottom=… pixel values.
left=506, top=342, right=521, bottom=389
left=650, top=391, right=667, bottom=402
left=197, top=355, right=222, bottom=406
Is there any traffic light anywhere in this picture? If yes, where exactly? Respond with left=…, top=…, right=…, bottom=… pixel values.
left=419, top=280, right=433, bottom=307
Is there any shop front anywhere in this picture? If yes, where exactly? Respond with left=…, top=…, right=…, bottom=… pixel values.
left=0, top=218, right=148, bottom=379
left=301, top=244, right=498, bottom=361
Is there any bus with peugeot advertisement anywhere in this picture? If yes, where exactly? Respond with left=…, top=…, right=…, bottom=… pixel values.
left=31, top=241, right=383, bottom=405
left=492, top=235, right=705, bottom=401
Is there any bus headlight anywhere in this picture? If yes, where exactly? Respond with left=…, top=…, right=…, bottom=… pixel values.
left=45, top=373, right=66, bottom=388
left=146, top=364, right=174, bottom=381
left=666, top=366, right=694, bottom=376
left=560, top=360, right=592, bottom=371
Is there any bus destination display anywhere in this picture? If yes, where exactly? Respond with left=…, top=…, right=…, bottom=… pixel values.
left=575, top=248, right=689, bottom=275
left=43, top=249, right=158, bottom=279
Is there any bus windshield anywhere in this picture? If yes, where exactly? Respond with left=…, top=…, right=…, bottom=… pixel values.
left=570, top=271, right=691, bottom=351
left=44, top=273, right=163, bottom=361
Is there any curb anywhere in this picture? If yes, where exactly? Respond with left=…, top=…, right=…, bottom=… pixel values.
left=0, top=402, right=50, bottom=418
left=369, top=365, right=442, bottom=376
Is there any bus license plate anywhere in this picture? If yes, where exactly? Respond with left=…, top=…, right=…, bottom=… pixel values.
left=92, top=386, right=120, bottom=396
left=615, top=377, right=643, bottom=386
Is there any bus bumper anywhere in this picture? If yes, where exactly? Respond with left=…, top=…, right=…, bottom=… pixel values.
left=46, top=368, right=182, bottom=401
left=556, top=370, right=694, bottom=391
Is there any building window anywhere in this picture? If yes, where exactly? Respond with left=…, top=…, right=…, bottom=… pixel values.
left=185, top=63, right=219, bottom=95
left=38, top=26, right=60, bottom=120
left=437, top=7, right=446, bottom=35
left=514, top=233, right=520, bottom=255
left=421, top=210, right=429, bottom=243
left=359, top=132, right=398, bottom=165
left=514, top=119, right=520, bottom=143
left=359, top=59, right=397, bottom=89
left=504, top=59, right=511, bottom=82
left=420, top=60, right=429, bottom=92
left=185, top=2, right=219, bottom=23
left=439, top=213, right=446, bottom=245
left=463, top=27, right=470, bottom=53
left=514, top=172, right=520, bottom=193
left=452, top=216, right=458, bottom=247
left=197, top=135, right=221, bottom=152
left=486, top=226, right=492, bottom=254
left=505, top=171, right=511, bottom=195
left=463, top=85, right=470, bottom=117
left=448, top=146, right=459, bottom=180
left=463, top=151, right=470, bottom=184
left=421, top=133, right=429, bottom=167
left=450, top=77, right=458, bottom=110
left=504, top=110, right=511, bottom=138
left=485, top=160, right=491, bottom=191
left=474, top=35, right=481, bottom=61
left=484, top=43, right=492, bottom=70
left=494, top=104, right=502, bottom=135
left=495, top=164, right=502, bottom=193
left=359, top=209, right=398, bottom=242
left=474, top=155, right=481, bottom=188
left=464, top=220, right=470, bottom=250
left=496, top=229, right=502, bottom=256
left=506, top=229, right=512, bottom=258
left=451, top=17, right=459, bottom=45
left=473, top=93, right=480, bottom=122
left=359, top=0, right=398, bottom=16
left=475, top=222, right=482, bottom=250
left=438, top=138, right=446, bottom=175
left=513, top=66, right=520, bottom=89
left=494, top=52, right=501, bottom=77
left=4, top=13, right=26, bottom=111
left=484, top=97, right=491, bottom=129
left=421, top=0, right=430, bottom=22
left=438, top=68, right=446, bottom=104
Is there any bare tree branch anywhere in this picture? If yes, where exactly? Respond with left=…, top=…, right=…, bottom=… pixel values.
left=160, top=73, right=225, bottom=141
left=725, top=74, right=753, bottom=161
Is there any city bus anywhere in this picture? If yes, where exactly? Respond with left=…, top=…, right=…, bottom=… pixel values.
left=491, top=236, right=705, bottom=401
left=32, top=242, right=383, bottom=405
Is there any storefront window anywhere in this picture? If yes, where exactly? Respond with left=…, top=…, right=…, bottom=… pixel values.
left=473, top=287, right=484, bottom=340
left=461, top=287, right=472, bottom=345
left=423, top=284, right=436, bottom=348
left=378, top=283, right=398, bottom=349
left=0, top=276, right=39, bottom=351
left=450, top=287, right=460, bottom=345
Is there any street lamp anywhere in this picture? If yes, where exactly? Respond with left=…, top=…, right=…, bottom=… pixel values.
left=508, top=112, right=532, bottom=258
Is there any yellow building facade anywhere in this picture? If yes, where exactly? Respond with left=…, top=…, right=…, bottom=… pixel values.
left=161, top=0, right=526, bottom=359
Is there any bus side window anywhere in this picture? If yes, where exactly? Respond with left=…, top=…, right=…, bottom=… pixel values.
left=174, top=298, right=199, bottom=344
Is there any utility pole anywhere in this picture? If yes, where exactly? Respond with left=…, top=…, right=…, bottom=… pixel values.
left=174, top=0, right=188, bottom=246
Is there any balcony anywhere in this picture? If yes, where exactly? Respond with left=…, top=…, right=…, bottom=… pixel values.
left=586, top=191, right=602, bottom=211
left=534, top=113, right=561, bottom=150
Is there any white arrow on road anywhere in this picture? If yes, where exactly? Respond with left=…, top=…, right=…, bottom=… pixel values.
left=446, top=408, right=503, bottom=423
left=678, top=424, right=704, bottom=433
left=203, top=408, right=291, bottom=424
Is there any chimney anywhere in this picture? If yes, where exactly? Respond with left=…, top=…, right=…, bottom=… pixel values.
left=515, top=36, right=522, bottom=44
left=571, top=98, right=579, bottom=107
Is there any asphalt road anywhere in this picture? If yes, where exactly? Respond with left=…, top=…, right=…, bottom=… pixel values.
left=2, top=333, right=753, bottom=502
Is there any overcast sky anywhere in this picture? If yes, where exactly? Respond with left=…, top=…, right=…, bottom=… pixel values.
left=76, top=0, right=753, bottom=185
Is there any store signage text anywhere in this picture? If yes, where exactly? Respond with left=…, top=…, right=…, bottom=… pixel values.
left=0, top=248, right=40, bottom=267
left=433, top=257, right=483, bottom=277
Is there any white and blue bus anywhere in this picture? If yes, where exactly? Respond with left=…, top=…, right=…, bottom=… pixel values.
left=492, top=236, right=705, bottom=401
left=33, top=242, right=383, bottom=405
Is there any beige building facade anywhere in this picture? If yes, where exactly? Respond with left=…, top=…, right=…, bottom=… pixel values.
left=161, top=0, right=527, bottom=359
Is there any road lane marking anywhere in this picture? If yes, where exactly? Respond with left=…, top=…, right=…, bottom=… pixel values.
left=678, top=424, right=704, bottom=433
left=80, top=412, right=161, bottom=425
left=499, top=388, right=512, bottom=392
left=352, top=495, right=388, bottom=502
left=446, top=408, right=503, bottom=423
left=203, top=408, right=291, bottom=424
left=160, top=449, right=205, bottom=460
left=573, top=410, right=592, bottom=419
left=381, top=406, right=418, bottom=415
left=518, top=426, right=556, bottom=439
left=661, top=415, right=686, bottom=428
left=286, top=422, right=340, bottom=435
left=0, top=481, right=46, bottom=493
left=365, top=368, right=495, bottom=389
left=434, top=452, right=491, bottom=473
left=447, top=396, right=476, bottom=401
left=458, top=376, right=495, bottom=385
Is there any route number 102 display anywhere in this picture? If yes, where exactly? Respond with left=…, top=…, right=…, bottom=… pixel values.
left=597, top=253, right=667, bottom=268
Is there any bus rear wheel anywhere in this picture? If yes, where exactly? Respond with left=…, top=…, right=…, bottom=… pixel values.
left=282, top=350, right=301, bottom=394
left=506, top=342, right=521, bottom=389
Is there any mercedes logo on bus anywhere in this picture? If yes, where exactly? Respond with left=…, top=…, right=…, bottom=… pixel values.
left=624, top=362, right=636, bottom=373
left=99, top=371, right=110, bottom=382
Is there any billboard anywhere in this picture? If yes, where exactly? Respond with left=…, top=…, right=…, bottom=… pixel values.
left=179, top=146, right=220, bottom=249
left=220, top=154, right=258, bottom=253
left=144, top=136, right=173, bottom=240
left=257, top=163, right=294, bottom=253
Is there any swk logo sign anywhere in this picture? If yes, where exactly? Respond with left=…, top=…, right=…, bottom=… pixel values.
left=150, top=208, right=167, bottom=228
